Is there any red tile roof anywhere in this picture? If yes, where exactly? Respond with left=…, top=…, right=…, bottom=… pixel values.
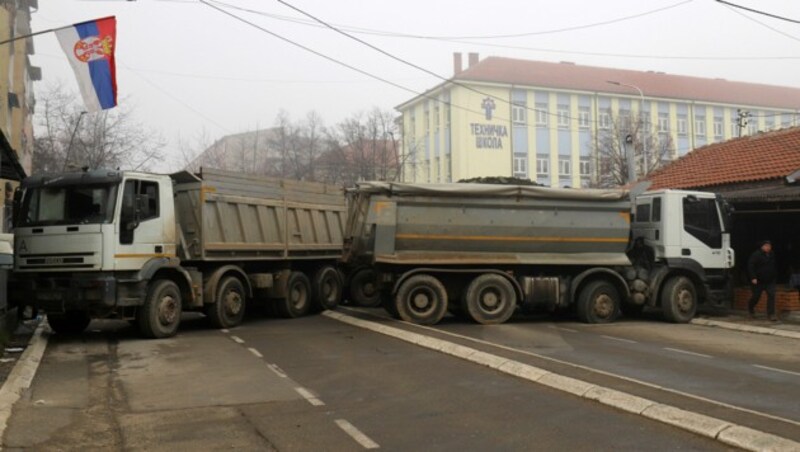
left=646, top=126, right=800, bottom=190
left=455, top=57, right=800, bottom=110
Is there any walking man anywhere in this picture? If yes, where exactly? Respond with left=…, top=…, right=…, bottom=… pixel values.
left=747, top=240, right=778, bottom=321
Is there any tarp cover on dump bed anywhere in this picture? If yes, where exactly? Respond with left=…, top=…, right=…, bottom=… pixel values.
left=354, top=181, right=629, bottom=201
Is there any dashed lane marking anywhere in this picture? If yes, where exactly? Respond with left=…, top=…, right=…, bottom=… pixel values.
left=295, top=387, right=325, bottom=406
left=601, top=335, right=637, bottom=344
left=556, top=327, right=578, bottom=333
left=267, top=363, right=288, bottom=378
left=335, top=419, right=380, bottom=449
left=230, top=335, right=245, bottom=344
left=220, top=329, right=230, bottom=334
left=248, top=347, right=263, bottom=359
left=753, top=364, right=800, bottom=378
left=663, top=347, right=712, bottom=359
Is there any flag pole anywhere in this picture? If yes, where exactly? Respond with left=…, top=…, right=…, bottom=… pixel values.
left=0, top=16, right=116, bottom=47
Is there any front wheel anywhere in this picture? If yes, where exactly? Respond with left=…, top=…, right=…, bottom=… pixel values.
left=661, top=276, right=697, bottom=323
left=394, top=274, right=448, bottom=325
left=576, top=280, right=620, bottom=324
left=207, top=276, right=246, bottom=329
left=138, top=280, right=182, bottom=339
left=47, top=310, right=91, bottom=335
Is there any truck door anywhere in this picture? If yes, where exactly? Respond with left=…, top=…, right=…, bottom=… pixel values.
left=680, top=196, right=725, bottom=269
left=114, top=178, right=167, bottom=271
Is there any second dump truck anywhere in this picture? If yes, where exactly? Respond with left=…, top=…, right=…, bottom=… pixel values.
left=343, top=182, right=734, bottom=325
left=10, top=168, right=345, bottom=338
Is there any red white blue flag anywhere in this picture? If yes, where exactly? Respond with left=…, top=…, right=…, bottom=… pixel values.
left=55, top=16, right=118, bottom=112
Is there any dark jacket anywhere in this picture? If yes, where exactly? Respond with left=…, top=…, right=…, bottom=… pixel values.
left=748, top=249, right=777, bottom=283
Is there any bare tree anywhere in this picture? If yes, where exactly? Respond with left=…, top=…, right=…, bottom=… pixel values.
left=593, top=113, right=673, bottom=187
left=33, top=83, right=165, bottom=174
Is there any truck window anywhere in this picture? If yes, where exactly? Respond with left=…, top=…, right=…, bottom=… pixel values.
left=635, top=203, right=651, bottom=223
left=652, top=197, right=661, bottom=222
left=122, top=180, right=159, bottom=223
left=683, top=197, right=722, bottom=249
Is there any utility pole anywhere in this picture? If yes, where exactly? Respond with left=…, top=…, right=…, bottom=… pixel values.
left=737, top=109, right=751, bottom=137
left=63, top=111, right=87, bottom=171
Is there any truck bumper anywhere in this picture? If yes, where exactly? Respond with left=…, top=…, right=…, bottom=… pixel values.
left=9, top=272, right=146, bottom=315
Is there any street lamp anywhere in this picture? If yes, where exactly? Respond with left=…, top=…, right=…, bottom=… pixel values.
left=607, top=80, right=648, bottom=177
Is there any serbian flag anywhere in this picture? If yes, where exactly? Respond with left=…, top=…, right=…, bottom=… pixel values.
left=55, top=17, right=118, bottom=112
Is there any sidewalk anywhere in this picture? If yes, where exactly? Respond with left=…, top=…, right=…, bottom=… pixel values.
left=692, top=310, right=800, bottom=340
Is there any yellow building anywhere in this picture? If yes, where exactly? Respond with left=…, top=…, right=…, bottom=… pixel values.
left=397, top=54, right=800, bottom=187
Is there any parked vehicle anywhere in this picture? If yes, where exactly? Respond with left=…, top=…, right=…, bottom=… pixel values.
left=343, top=182, right=734, bottom=325
left=9, top=168, right=346, bottom=338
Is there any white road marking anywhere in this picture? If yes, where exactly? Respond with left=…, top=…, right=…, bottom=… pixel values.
left=295, top=387, right=325, bottom=406
left=230, top=335, right=245, bottom=344
left=335, top=419, right=380, bottom=449
left=268, top=363, right=288, bottom=378
left=753, top=364, right=800, bottom=377
left=556, top=327, right=578, bottom=333
left=248, top=347, right=263, bottom=358
left=333, top=308, right=800, bottom=429
left=663, top=347, right=712, bottom=359
left=220, top=329, right=230, bottom=334
left=601, top=335, right=637, bottom=344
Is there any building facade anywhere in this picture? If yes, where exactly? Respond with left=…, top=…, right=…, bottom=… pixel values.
left=397, top=55, right=800, bottom=187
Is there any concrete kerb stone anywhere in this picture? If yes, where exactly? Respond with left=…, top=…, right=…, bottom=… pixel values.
left=497, top=360, right=550, bottom=382
left=641, top=404, right=730, bottom=439
left=464, top=350, right=509, bottom=370
left=718, top=425, right=800, bottom=452
left=537, top=373, right=595, bottom=397
left=583, top=386, right=655, bottom=415
left=0, top=322, right=49, bottom=444
left=690, top=318, right=800, bottom=340
left=773, top=330, right=800, bottom=340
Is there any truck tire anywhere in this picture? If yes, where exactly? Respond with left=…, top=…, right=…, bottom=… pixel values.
left=661, top=276, right=697, bottom=323
left=138, top=280, right=182, bottom=339
left=207, top=276, right=246, bottom=329
left=312, top=266, right=343, bottom=312
left=348, top=268, right=381, bottom=307
left=381, top=290, right=401, bottom=319
left=47, top=311, right=91, bottom=335
left=463, top=274, right=517, bottom=325
left=577, top=280, right=619, bottom=324
left=276, top=271, right=312, bottom=318
left=394, top=274, right=448, bottom=325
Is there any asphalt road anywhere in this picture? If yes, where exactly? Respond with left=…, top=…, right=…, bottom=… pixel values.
left=4, top=307, right=797, bottom=450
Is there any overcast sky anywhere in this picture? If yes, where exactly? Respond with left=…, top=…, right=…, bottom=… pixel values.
left=32, top=0, right=800, bottom=171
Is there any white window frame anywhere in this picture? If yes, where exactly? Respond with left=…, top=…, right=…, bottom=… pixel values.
left=513, top=156, right=528, bottom=175
left=695, top=119, right=706, bottom=136
left=535, top=104, right=548, bottom=126
left=599, top=112, right=611, bottom=129
left=536, top=158, right=549, bottom=175
left=713, top=119, right=723, bottom=137
left=658, top=115, right=669, bottom=133
left=512, top=104, right=527, bottom=125
left=677, top=117, right=687, bottom=135
left=557, top=108, right=570, bottom=128
left=579, top=159, right=591, bottom=176
left=558, top=159, right=571, bottom=176
left=578, top=108, right=590, bottom=128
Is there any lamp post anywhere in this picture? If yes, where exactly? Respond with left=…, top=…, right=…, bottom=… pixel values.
left=607, top=81, right=647, bottom=177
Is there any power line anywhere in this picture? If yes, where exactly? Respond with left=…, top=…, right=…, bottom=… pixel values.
left=207, top=0, right=798, bottom=61
left=720, top=3, right=800, bottom=44
left=715, top=0, right=800, bottom=24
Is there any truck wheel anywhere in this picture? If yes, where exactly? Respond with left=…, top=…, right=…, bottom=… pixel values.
left=661, top=276, right=697, bottom=323
left=577, top=280, right=620, bottom=324
left=312, top=266, right=343, bottom=312
left=276, top=271, right=312, bottom=318
left=394, top=274, right=448, bottom=325
left=348, top=268, right=381, bottom=307
left=382, top=292, right=401, bottom=319
left=463, top=274, right=517, bottom=325
left=138, top=280, right=182, bottom=339
left=207, top=276, right=246, bottom=329
left=47, top=311, right=91, bottom=335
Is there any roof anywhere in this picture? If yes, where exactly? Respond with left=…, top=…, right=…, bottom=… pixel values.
left=647, top=126, right=800, bottom=190
left=450, top=57, right=800, bottom=110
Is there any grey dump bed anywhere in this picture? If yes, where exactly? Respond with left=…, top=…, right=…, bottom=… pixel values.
left=347, top=182, right=633, bottom=266
left=173, top=168, right=345, bottom=261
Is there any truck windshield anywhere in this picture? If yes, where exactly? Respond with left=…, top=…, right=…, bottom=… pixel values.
left=18, top=184, right=118, bottom=226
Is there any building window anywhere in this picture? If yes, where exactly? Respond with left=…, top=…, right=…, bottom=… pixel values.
left=599, top=111, right=611, bottom=129
left=579, top=158, right=591, bottom=177
left=536, top=158, right=549, bottom=175
left=658, top=114, right=669, bottom=133
left=782, top=114, right=792, bottom=128
left=424, top=110, right=430, bottom=134
left=677, top=116, right=687, bottom=136
left=513, top=156, right=528, bottom=176
left=619, top=109, right=631, bottom=127
left=713, top=118, right=723, bottom=137
left=535, top=103, right=548, bottom=126
left=578, top=107, right=590, bottom=128
left=434, top=105, right=440, bottom=128
left=695, top=119, right=706, bottom=136
left=747, top=120, right=757, bottom=136
left=558, top=159, right=571, bottom=176
left=557, top=107, right=570, bottom=128
left=765, top=115, right=775, bottom=131
left=512, top=103, right=527, bottom=125
left=445, top=106, right=451, bottom=126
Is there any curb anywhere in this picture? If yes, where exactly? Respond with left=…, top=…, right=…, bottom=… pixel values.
left=691, top=318, right=800, bottom=340
left=0, top=322, right=49, bottom=445
left=324, top=311, right=800, bottom=452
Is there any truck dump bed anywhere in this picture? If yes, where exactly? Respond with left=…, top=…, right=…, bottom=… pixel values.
left=173, top=168, right=345, bottom=261
left=346, top=182, right=633, bottom=266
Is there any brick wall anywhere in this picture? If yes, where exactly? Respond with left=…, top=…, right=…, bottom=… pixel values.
left=733, top=286, right=800, bottom=314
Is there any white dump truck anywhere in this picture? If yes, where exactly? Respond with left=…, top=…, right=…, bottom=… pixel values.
left=10, top=168, right=345, bottom=338
left=343, top=182, right=734, bottom=325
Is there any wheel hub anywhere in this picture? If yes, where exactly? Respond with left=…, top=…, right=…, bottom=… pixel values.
left=676, top=289, right=693, bottom=313
left=480, top=290, right=500, bottom=311
left=158, top=295, right=178, bottom=325
left=594, top=294, right=614, bottom=318
left=224, top=290, right=243, bottom=316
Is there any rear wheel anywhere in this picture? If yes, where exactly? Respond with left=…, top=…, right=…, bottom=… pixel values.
left=138, top=280, right=182, bottom=338
left=47, top=310, right=91, bottom=335
left=207, top=276, right=246, bottom=329
left=661, top=276, right=697, bottom=323
left=312, top=266, right=343, bottom=312
left=276, top=271, right=312, bottom=318
left=348, top=268, right=380, bottom=307
left=577, top=280, right=620, bottom=324
left=394, top=274, right=448, bottom=325
left=463, top=274, right=517, bottom=325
